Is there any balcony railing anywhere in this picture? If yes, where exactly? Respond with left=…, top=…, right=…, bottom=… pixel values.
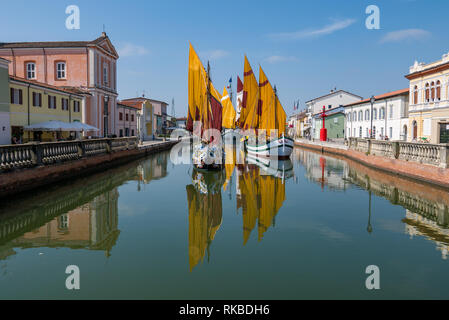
left=0, top=137, right=138, bottom=172
left=348, top=137, right=449, bottom=168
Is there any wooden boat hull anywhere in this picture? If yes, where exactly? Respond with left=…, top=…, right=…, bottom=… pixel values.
left=245, top=136, right=294, bottom=159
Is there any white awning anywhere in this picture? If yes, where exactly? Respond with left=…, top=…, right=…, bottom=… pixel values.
left=24, top=120, right=99, bottom=132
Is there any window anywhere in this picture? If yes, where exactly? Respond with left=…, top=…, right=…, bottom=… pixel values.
left=131, top=129, right=135, bottom=136
left=413, top=85, right=418, bottom=104
left=373, top=108, right=377, bottom=120
left=381, top=127, right=384, bottom=137
left=61, top=98, right=69, bottom=110
left=354, top=128, right=356, bottom=137
left=126, top=113, right=129, bottom=121
left=425, top=83, right=430, bottom=102
left=359, top=127, right=362, bottom=138
left=26, top=62, right=36, bottom=79
left=389, top=127, right=393, bottom=139
left=10, top=88, right=23, bottom=105
left=73, top=101, right=80, bottom=112
left=431, top=82, right=435, bottom=101
left=436, top=80, right=441, bottom=101
left=358, top=111, right=363, bottom=121
left=365, top=109, right=370, bottom=121
left=380, top=107, right=385, bottom=120
left=366, top=128, right=369, bottom=138
left=103, top=63, right=108, bottom=86
left=48, top=95, right=56, bottom=109
left=131, top=114, right=134, bottom=122
left=119, top=129, right=123, bottom=137
left=373, top=126, right=376, bottom=138
left=389, top=105, right=393, bottom=119
left=56, top=62, right=66, bottom=79
left=353, top=111, right=356, bottom=122
left=32, top=92, right=42, bottom=107
left=119, top=112, right=123, bottom=121
left=125, top=128, right=129, bottom=136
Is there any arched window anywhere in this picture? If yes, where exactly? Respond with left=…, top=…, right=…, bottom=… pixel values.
left=412, top=120, right=418, bottom=140
left=365, top=109, right=370, bottom=121
left=425, top=83, right=430, bottom=102
left=348, top=112, right=352, bottom=122
left=413, top=85, right=418, bottom=104
left=353, top=111, right=356, bottom=122
left=373, top=108, right=377, bottom=120
left=431, top=82, right=435, bottom=101
left=436, top=80, right=441, bottom=101
left=358, top=110, right=363, bottom=121
left=380, top=107, right=385, bottom=120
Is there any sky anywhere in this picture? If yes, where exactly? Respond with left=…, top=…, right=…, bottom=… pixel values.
left=0, top=0, right=448, bottom=117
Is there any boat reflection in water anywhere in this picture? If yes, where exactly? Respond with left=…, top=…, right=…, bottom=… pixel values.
left=236, top=155, right=292, bottom=244
left=294, top=147, right=449, bottom=260
left=186, top=169, right=225, bottom=271
left=186, top=144, right=293, bottom=270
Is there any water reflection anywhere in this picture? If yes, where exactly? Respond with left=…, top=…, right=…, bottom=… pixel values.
left=294, top=147, right=449, bottom=259
left=0, top=153, right=169, bottom=261
left=186, top=146, right=293, bottom=270
left=186, top=169, right=225, bottom=271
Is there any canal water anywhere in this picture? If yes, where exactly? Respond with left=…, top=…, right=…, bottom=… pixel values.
left=0, top=146, right=449, bottom=299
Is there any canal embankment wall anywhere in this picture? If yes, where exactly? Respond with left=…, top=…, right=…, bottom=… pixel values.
left=295, top=139, right=449, bottom=190
left=0, top=138, right=178, bottom=198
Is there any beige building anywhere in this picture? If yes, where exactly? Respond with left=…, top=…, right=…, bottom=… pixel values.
left=405, top=52, right=449, bottom=143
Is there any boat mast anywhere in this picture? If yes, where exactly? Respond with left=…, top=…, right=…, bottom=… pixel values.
left=274, top=85, right=277, bottom=139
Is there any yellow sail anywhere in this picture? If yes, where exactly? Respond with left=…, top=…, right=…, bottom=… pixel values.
left=221, top=86, right=236, bottom=129
left=188, top=43, right=209, bottom=128
left=239, top=56, right=259, bottom=129
left=258, top=66, right=276, bottom=137
left=275, top=94, right=287, bottom=136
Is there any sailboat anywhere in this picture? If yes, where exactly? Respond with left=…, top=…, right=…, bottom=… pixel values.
left=187, top=43, right=224, bottom=170
left=239, top=58, right=294, bottom=159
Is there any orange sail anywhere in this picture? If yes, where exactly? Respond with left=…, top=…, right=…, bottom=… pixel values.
left=221, top=86, right=236, bottom=129
left=187, top=43, right=223, bottom=136
left=239, top=56, right=259, bottom=129
left=258, top=66, right=276, bottom=137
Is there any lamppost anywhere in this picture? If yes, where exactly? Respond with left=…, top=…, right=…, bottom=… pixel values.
left=370, top=95, right=375, bottom=139
left=104, top=95, right=109, bottom=137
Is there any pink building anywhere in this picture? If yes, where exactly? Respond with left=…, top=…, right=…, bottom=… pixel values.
left=0, top=32, right=119, bottom=137
left=116, top=102, right=138, bottom=137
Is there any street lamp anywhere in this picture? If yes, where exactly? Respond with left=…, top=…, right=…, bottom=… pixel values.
left=370, top=95, right=375, bottom=139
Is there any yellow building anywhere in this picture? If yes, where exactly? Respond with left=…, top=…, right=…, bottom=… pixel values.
left=9, top=76, right=84, bottom=142
left=405, top=53, right=449, bottom=143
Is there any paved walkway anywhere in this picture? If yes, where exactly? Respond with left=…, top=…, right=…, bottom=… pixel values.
left=295, top=138, right=349, bottom=150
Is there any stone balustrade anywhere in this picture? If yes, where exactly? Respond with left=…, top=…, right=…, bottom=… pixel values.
left=348, top=137, right=449, bottom=168
left=0, top=137, right=138, bottom=172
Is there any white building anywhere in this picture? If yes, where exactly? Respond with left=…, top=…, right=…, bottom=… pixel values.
left=344, top=89, right=409, bottom=140
left=305, top=89, right=362, bottom=139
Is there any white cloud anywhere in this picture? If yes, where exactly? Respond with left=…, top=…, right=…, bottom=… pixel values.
left=380, top=29, right=431, bottom=43
left=118, top=43, right=149, bottom=57
left=264, top=55, right=298, bottom=64
left=202, top=49, right=230, bottom=60
left=268, top=18, right=356, bottom=40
